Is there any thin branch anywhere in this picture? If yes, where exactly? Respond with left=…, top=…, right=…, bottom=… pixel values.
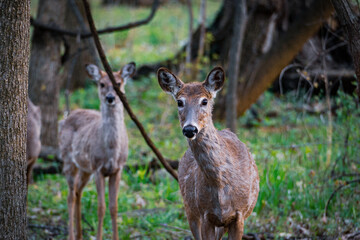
left=324, top=178, right=360, bottom=217
left=81, top=0, right=178, bottom=181
left=30, top=0, right=159, bottom=39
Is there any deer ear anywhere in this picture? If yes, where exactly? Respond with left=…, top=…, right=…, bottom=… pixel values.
left=157, top=67, right=184, bottom=97
left=85, top=64, right=102, bottom=82
left=120, top=62, right=136, bottom=84
left=203, top=66, right=225, bottom=98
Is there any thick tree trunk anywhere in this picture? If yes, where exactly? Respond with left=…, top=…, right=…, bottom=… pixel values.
left=28, top=0, right=66, bottom=147
left=331, top=0, right=360, bottom=103
left=63, top=0, right=99, bottom=90
left=225, top=0, right=247, bottom=132
left=235, top=0, right=334, bottom=115
left=0, top=0, right=30, bottom=239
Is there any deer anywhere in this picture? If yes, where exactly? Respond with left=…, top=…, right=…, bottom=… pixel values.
left=59, top=62, right=135, bottom=240
left=27, top=98, right=42, bottom=186
left=157, top=66, right=259, bottom=240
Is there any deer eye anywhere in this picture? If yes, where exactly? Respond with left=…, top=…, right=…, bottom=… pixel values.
left=201, top=99, right=208, bottom=106
left=100, top=83, right=105, bottom=88
left=177, top=100, right=184, bottom=108
left=116, top=82, right=121, bottom=88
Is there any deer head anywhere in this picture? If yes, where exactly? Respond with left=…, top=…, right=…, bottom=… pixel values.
left=86, top=62, right=136, bottom=106
left=158, top=67, right=225, bottom=140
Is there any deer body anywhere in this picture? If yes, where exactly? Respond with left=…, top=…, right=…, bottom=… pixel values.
left=158, top=68, right=259, bottom=239
left=27, top=98, right=41, bottom=185
left=59, top=63, right=135, bottom=240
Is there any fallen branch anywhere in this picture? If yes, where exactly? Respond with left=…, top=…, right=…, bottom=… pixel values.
left=30, top=0, right=159, bottom=39
left=81, top=0, right=178, bottom=181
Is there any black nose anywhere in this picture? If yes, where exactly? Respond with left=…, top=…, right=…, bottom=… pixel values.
left=182, top=125, right=198, bottom=138
left=106, top=95, right=115, bottom=104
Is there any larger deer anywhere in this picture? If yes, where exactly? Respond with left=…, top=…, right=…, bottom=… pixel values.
left=158, top=67, right=259, bottom=239
left=59, top=62, right=135, bottom=240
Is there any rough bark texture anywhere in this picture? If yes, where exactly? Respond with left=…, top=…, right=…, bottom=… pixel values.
left=331, top=0, right=360, bottom=102
left=225, top=0, right=247, bottom=132
left=28, top=0, right=66, bottom=147
left=0, top=0, right=30, bottom=239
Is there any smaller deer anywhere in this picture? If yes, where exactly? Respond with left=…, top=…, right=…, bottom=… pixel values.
left=59, top=62, right=135, bottom=240
left=27, top=98, right=41, bottom=186
left=158, top=67, right=259, bottom=240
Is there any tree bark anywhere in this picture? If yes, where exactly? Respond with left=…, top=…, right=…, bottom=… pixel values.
left=331, top=0, right=360, bottom=103
left=225, top=0, right=247, bottom=132
left=235, top=0, right=334, bottom=115
left=0, top=0, right=30, bottom=239
left=28, top=0, right=66, bottom=147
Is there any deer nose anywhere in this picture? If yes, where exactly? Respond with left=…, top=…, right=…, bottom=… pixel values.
left=106, top=94, right=116, bottom=104
left=182, top=125, right=198, bottom=139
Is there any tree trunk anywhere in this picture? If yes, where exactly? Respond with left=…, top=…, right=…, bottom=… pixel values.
left=63, top=0, right=99, bottom=90
left=225, top=0, right=247, bottom=132
left=331, top=0, right=360, bottom=103
left=235, top=0, right=334, bottom=115
left=0, top=0, right=30, bottom=239
left=28, top=0, right=66, bottom=147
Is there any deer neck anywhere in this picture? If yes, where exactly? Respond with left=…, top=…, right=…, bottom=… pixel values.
left=100, top=102, right=125, bottom=147
left=188, top=120, right=225, bottom=186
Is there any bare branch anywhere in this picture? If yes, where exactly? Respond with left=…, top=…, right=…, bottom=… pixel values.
left=30, top=0, right=159, bottom=39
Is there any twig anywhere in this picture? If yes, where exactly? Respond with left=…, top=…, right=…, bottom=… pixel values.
left=81, top=214, right=95, bottom=232
left=324, top=178, right=360, bottom=217
left=30, top=0, right=159, bottom=39
left=159, top=223, right=192, bottom=234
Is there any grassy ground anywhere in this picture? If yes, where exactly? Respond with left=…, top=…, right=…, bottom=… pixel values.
left=28, top=0, right=360, bottom=239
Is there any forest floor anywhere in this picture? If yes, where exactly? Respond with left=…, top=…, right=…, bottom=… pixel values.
left=28, top=0, right=360, bottom=239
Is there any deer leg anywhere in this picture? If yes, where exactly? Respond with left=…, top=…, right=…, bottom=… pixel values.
left=64, top=162, right=78, bottom=240
left=74, top=171, right=91, bottom=240
left=228, top=211, right=244, bottom=240
left=215, top=226, right=226, bottom=240
left=187, top=215, right=201, bottom=240
left=26, top=157, right=36, bottom=186
left=201, top=217, right=216, bottom=240
left=95, top=172, right=106, bottom=240
left=108, top=170, right=122, bottom=240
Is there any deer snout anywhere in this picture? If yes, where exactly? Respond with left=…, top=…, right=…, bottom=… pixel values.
left=105, top=93, right=116, bottom=105
left=182, top=125, right=198, bottom=139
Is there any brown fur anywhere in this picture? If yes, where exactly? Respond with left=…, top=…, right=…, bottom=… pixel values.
left=59, top=63, right=135, bottom=240
left=27, top=98, right=41, bottom=186
left=158, top=67, right=259, bottom=240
